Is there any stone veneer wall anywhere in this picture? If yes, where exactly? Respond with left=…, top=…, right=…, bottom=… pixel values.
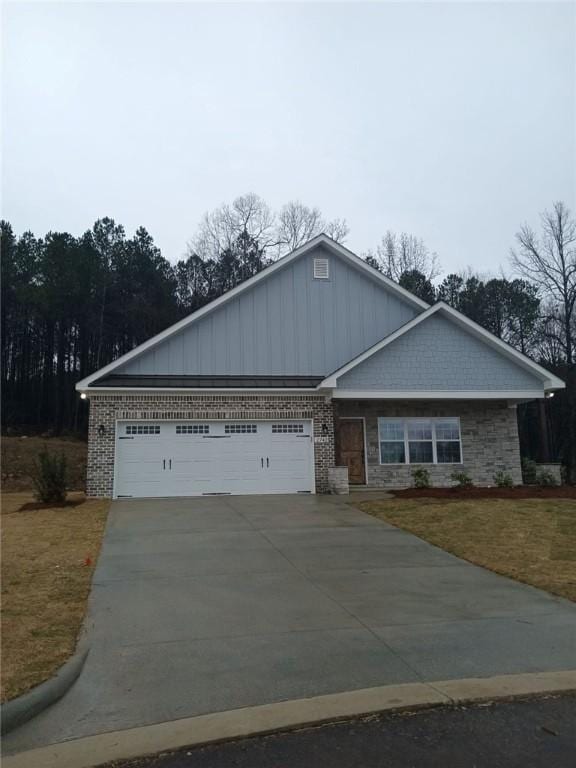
left=334, top=400, right=522, bottom=487
left=86, top=392, right=335, bottom=497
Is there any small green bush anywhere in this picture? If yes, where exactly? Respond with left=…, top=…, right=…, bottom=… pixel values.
left=450, top=470, right=473, bottom=488
left=493, top=470, right=513, bottom=488
left=411, top=467, right=431, bottom=489
left=32, top=448, right=68, bottom=504
left=521, top=457, right=538, bottom=485
left=536, top=469, right=557, bottom=487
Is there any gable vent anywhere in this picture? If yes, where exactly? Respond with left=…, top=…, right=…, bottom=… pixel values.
left=313, top=257, right=329, bottom=279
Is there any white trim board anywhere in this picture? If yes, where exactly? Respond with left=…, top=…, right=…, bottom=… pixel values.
left=329, top=390, right=547, bottom=400
left=76, top=234, right=428, bottom=391
left=321, top=302, right=565, bottom=392
left=79, top=387, right=324, bottom=397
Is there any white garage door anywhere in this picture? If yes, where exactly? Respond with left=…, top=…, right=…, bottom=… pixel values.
left=114, top=420, right=314, bottom=498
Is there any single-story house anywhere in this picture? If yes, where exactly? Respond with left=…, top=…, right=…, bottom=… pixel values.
left=77, top=234, right=565, bottom=498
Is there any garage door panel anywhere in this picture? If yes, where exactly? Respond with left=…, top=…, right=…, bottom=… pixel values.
left=115, top=421, right=314, bottom=498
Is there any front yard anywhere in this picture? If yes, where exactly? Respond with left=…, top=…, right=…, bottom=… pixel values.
left=1, top=492, right=109, bottom=702
left=360, top=497, right=576, bottom=602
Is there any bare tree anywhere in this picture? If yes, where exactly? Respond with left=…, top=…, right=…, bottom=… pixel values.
left=276, top=201, right=323, bottom=252
left=189, top=194, right=348, bottom=261
left=512, top=201, right=576, bottom=483
left=275, top=201, right=349, bottom=254
left=324, top=218, right=349, bottom=244
left=511, top=201, right=576, bottom=364
left=366, top=230, right=441, bottom=282
left=190, top=193, right=277, bottom=261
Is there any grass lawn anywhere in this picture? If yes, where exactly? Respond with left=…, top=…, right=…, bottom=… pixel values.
left=360, top=497, right=576, bottom=602
left=1, top=492, right=109, bottom=702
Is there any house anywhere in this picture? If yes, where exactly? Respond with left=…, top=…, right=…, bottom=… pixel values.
left=76, top=235, right=565, bottom=498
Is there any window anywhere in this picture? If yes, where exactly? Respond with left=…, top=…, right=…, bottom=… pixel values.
left=407, top=420, right=433, bottom=464
left=126, top=425, right=160, bottom=435
left=272, top=424, right=304, bottom=433
left=378, top=418, right=461, bottom=465
left=225, top=424, right=257, bottom=434
left=176, top=425, right=209, bottom=435
left=435, top=420, right=462, bottom=463
left=313, top=257, right=329, bottom=279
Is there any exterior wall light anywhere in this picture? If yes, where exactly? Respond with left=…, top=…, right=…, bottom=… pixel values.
left=80, top=393, right=87, bottom=400
left=98, top=424, right=106, bottom=437
left=321, top=423, right=329, bottom=436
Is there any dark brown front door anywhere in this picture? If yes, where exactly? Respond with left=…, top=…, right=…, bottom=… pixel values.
left=338, top=420, right=365, bottom=484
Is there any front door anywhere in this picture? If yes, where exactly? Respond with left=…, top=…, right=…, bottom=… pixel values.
left=338, top=420, right=366, bottom=485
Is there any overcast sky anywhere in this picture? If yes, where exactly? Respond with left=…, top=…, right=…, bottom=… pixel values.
left=2, top=1, right=575, bottom=276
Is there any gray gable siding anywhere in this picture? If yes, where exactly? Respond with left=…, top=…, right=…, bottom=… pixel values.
left=336, top=314, right=544, bottom=391
left=117, top=245, right=419, bottom=377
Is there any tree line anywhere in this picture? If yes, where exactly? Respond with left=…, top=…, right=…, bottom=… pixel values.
left=1, top=196, right=574, bottom=480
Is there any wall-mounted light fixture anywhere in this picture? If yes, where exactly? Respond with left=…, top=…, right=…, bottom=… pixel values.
left=321, top=423, right=329, bottom=436
left=80, top=393, right=87, bottom=400
left=98, top=424, right=106, bottom=437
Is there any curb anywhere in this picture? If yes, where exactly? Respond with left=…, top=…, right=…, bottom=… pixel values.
left=2, top=669, right=575, bottom=768
left=1, top=644, right=89, bottom=736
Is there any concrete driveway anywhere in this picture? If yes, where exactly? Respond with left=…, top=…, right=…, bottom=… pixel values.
left=5, top=495, right=576, bottom=753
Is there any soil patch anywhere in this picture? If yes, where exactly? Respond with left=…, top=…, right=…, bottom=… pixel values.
left=392, top=486, right=576, bottom=499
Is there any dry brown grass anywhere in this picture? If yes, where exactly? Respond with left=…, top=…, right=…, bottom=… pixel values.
left=360, top=497, right=576, bottom=602
left=1, top=492, right=109, bottom=702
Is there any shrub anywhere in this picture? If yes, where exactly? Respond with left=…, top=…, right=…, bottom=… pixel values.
left=411, top=467, right=431, bottom=489
left=536, top=469, right=557, bottom=487
left=450, top=470, right=473, bottom=488
left=32, top=448, right=68, bottom=504
left=493, top=470, right=513, bottom=488
left=521, top=457, right=538, bottom=485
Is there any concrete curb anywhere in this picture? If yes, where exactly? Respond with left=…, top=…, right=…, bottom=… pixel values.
left=0, top=645, right=89, bottom=736
left=2, top=669, right=575, bottom=768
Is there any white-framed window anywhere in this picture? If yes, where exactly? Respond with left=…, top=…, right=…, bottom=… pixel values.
left=126, top=424, right=160, bottom=435
left=176, top=425, right=210, bottom=435
left=272, top=424, right=304, bottom=433
left=378, top=417, right=462, bottom=465
left=225, top=424, right=257, bottom=434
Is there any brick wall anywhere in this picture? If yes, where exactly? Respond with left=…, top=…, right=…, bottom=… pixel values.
left=86, top=392, right=334, bottom=497
left=334, top=400, right=522, bottom=487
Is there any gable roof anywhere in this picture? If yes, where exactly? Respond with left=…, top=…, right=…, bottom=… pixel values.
left=321, top=301, right=565, bottom=392
left=76, top=234, right=428, bottom=390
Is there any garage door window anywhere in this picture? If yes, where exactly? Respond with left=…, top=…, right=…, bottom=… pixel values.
left=126, top=425, right=160, bottom=435
left=272, top=424, right=304, bottom=433
left=225, top=424, right=257, bottom=434
left=176, top=425, right=210, bottom=434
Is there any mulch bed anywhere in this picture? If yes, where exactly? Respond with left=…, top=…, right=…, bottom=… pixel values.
left=18, top=499, right=85, bottom=512
left=391, top=486, right=576, bottom=500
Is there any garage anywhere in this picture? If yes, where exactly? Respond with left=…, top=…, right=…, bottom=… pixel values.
left=114, top=420, right=315, bottom=498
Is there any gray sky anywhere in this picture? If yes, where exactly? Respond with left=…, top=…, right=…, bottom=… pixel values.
left=2, top=1, right=575, bottom=275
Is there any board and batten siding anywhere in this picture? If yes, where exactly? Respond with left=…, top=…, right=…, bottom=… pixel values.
left=336, top=314, right=544, bottom=391
left=117, top=245, right=419, bottom=377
